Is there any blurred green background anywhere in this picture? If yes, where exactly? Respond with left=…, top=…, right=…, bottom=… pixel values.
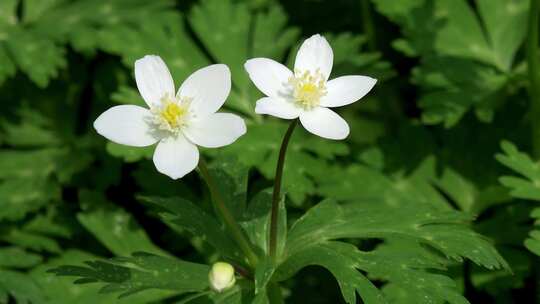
left=0, top=0, right=538, bottom=303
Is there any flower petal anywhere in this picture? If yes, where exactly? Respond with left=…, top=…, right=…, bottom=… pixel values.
left=255, top=97, right=301, bottom=119
left=177, top=64, right=231, bottom=117
left=320, top=76, right=377, bottom=108
left=184, top=113, right=246, bottom=148
left=294, top=34, right=333, bottom=80
left=299, top=107, right=349, bottom=140
left=153, top=135, right=199, bottom=179
left=93, top=105, right=159, bottom=147
left=135, top=55, right=175, bottom=107
left=244, top=58, right=292, bottom=98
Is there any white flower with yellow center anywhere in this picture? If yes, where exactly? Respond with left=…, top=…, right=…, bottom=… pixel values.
left=94, top=55, right=246, bottom=179
left=245, top=34, right=377, bottom=140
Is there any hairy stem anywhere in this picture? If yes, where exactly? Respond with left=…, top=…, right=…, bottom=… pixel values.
left=198, top=158, right=258, bottom=267
left=529, top=0, right=540, bottom=158
left=269, top=120, right=298, bottom=262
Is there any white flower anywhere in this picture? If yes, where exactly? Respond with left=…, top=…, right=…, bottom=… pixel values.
left=94, top=55, right=246, bottom=179
left=244, top=34, right=377, bottom=140
left=208, top=262, right=236, bottom=292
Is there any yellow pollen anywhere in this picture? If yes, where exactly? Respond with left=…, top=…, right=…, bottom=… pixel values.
left=151, top=94, right=192, bottom=133
left=289, top=69, right=327, bottom=110
left=161, top=102, right=186, bottom=128
left=300, top=83, right=317, bottom=94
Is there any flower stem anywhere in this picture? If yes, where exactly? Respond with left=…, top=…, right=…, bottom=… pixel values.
left=528, top=0, right=540, bottom=158
left=198, top=158, right=258, bottom=267
left=267, top=283, right=284, bottom=304
left=269, top=119, right=298, bottom=262
left=361, top=0, right=376, bottom=51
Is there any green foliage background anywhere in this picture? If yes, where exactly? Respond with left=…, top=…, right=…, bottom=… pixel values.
left=0, top=0, right=538, bottom=303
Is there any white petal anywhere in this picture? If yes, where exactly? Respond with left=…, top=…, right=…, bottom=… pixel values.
left=153, top=135, right=199, bottom=179
left=321, top=76, right=377, bottom=107
left=184, top=113, right=246, bottom=148
left=299, top=107, right=350, bottom=140
left=255, top=97, right=301, bottom=119
left=177, top=64, right=231, bottom=117
left=93, top=105, right=159, bottom=147
left=135, top=55, right=175, bottom=107
left=294, top=34, right=333, bottom=80
left=320, top=76, right=377, bottom=108
left=244, top=58, right=292, bottom=98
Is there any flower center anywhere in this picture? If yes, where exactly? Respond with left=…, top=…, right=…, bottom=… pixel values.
left=162, top=102, right=185, bottom=128
left=151, top=94, right=192, bottom=133
left=289, top=69, right=327, bottom=110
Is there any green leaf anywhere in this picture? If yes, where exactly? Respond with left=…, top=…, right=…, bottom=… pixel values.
left=139, top=195, right=242, bottom=260
left=205, top=281, right=256, bottom=304
left=1, top=228, right=61, bottom=253
left=274, top=158, right=509, bottom=304
left=48, top=252, right=210, bottom=299
left=0, top=149, right=61, bottom=179
left=251, top=5, right=300, bottom=60
left=24, top=205, right=74, bottom=238
left=430, top=162, right=511, bottom=214
left=433, top=0, right=493, bottom=66
left=469, top=247, right=531, bottom=297
left=414, top=57, right=507, bottom=127
left=0, top=108, right=61, bottom=147
left=0, top=146, right=91, bottom=221
left=368, top=241, right=468, bottom=304
left=0, top=177, right=60, bottom=221
left=318, top=162, right=449, bottom=209
left=0, top=247, right=42, bottom=268
left=254, top=257, right=274, bottom=295
left=476, top=0, right=529, bottom=71
left=77, top=191, right=169, bottom=257
left=240, top=189, right=273, bottom=254
left=0, top=0, right=176, bottom=86
left=99, top=11, right=207, bottom=82
left=275, top=242, right=386, bottom=304
left=373, top=0, right=527, bottom=126
left=6, top=28, right=66, bottom=87
left=240, top=189, right=287, bottom=257
left=496, top=140, right=540, bottom=201
left=32, top=250, right=175, bottom=303
left=291, top=158, right=512, bottom=304
left=208, top=155, right=249, bottom=217
left=0, top=269, right=45, bottom=304
left=286, top=199, right=508, bottom=270
left=105, top=142, right=153, bottom=163
left=524, top=208, right=540, bottom=256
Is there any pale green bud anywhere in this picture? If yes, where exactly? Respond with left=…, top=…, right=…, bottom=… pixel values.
left=208, top=262, right=236, bottom=292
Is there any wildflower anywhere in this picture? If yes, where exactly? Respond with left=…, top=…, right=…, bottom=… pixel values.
left=94, top=55, right=246, bottom=179
left=245, top=34, right=376, bottom=140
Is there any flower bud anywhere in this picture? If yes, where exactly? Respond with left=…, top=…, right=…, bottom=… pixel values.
left=208, top=262, right=236, bottom=292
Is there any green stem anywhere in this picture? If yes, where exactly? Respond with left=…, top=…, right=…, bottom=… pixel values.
left=269, top=120, right=298, bottom=262
left=198, top=158, right=258, bottom=267
left=267, top=283, right=284, bottom=304
left=528, top=0, right=540, bottom=158
left=361, top=0, right=376, bottom=51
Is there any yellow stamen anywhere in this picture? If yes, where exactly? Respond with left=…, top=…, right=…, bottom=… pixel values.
left=289, top=69, right=327, bottom=110
left=161, top=102, right=186, bottom=128
left=151, top=94, right=192, bottom=133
